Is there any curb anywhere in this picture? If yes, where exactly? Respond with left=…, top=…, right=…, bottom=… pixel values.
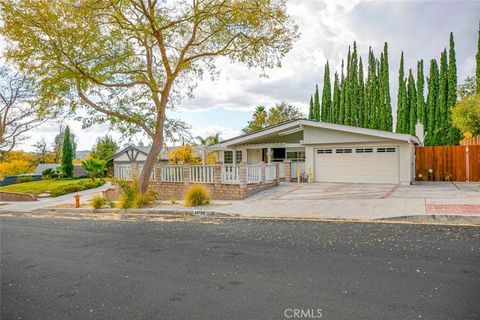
left=1, top=209, right=479, bottom=226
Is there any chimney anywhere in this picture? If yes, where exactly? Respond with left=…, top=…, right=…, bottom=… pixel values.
left=415, top=122, right=425, bottom=146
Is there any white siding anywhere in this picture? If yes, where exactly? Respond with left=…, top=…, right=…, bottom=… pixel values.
left=247, top=149, right=262, bottom=164
left=303, top=126, right=392, bottom=145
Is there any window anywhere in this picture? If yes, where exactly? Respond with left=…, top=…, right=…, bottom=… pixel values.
left=287, top=151, right=306, bottom=161
left=235, top=150, right=243, bottom=164
left=316, top=149, right=332, bottom=154
left=335, top=148, right=352, bottom=154
left=224, top=151, right=233, bottom=164
left=356, top=148, right=373, bottom=153
left=377, top=147, right=396, bottom=153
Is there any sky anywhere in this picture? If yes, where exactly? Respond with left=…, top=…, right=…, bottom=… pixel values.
left=10, top=0, right=480, bottom=152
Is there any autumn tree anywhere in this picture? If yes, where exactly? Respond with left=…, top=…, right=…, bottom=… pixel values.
left=242, top=102, right=304, bottom=134
left=90, top=135, right=119, bottom=166
left=0, top=66, right=53, bottom=161
left=1, top=0, right=299, bottom=193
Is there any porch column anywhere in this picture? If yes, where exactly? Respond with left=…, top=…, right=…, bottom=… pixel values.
left=284, top=160, right=292, bottom=182
left=214, top=162, right=222, bottom=187
left=267, top=147, right=271, bottom=163
left=182, top=163, right=190, bottom=187
left=239, top=162, right=247, bottom=198
left=233, top=149, right=237, bottom=165
left=260, top=161, right=266, bottom=183
left=154, top=161, right=161, bottom=182
left=275, top=163, right=280, bottom=186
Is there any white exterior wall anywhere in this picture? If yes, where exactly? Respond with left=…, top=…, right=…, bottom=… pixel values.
left=113, top=152, right=148, bottom=162
left=303, top=126, right=392, bottom=144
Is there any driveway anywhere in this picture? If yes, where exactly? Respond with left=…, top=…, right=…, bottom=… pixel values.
left=217, top=182, right=480, bottom=219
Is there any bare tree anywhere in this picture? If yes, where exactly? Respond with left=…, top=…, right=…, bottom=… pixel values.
left=0, top=66, right=50, bottom=161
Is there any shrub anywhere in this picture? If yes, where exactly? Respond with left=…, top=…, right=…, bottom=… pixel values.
left=50, top=179, right=106, bottom=197
left=42, top=168, right=54, bottom=178
left=132, top=191, right=156, bottom=208
left=91, top=194, right=106, bottom=209
left=184, top=185, right=210, bottom=207
left=116, top=180, right=137, bottom=209
left=16, top=175, right=33, bottom=183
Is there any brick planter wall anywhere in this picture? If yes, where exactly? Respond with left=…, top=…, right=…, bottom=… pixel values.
left=0, top=192, right=37, bottom=201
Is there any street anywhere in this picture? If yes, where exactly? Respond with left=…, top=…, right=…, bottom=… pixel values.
left=1, top=215, right=479, bottom=320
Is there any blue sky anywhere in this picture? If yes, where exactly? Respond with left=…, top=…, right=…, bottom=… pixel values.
left=15, top=0, right=480, bottom=151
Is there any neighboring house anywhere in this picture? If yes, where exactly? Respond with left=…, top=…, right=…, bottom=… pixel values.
left=210, top=119, right=420, bottom=185
left=109, top=145, right=185, bottom=180
left=34, top=163, right=88, bottom=177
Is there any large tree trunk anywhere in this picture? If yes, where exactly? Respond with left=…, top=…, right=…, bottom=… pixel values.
left=138, top=133, right=163, bottom=194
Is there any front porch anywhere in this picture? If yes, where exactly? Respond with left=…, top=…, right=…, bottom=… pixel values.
left=216, top=143, right=306, bottom=182
left=113, top=161, right=282, bottom=200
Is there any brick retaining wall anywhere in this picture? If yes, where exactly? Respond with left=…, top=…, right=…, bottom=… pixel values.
left=0, top=192, right=37, bottom=202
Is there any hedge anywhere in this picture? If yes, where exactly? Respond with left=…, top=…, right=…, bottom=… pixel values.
left=50, top=179, right=106, bottom=197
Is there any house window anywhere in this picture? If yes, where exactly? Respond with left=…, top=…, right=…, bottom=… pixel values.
left=336, top=148, right=352, bottom=154
left=224, top=151, right=233, bottom=164
left=316, top=149, right=332, bottom=154
left=287, top=151, right=306, bottom=162
left=235, top=150, right=243, bottom=164
left=356, top=148, right=373, bottom=153
left=377, top=147, right=396, bottom=153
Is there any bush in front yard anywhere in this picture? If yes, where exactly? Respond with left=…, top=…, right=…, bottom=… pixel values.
left=16, top=176, right=33, bottom=183
left=91, top=194, right=106, bottom=209
left=50, top=179, right=106, bottom=197
left=184, top=185, right=210, bottom=207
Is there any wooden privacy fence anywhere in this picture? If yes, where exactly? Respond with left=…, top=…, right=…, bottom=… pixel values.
left=415, top=145, right=480, bottom=182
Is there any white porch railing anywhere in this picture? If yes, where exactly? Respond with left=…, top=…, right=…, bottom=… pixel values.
left=116, top=164, right=132, bottom=181
left=190, top=165, right=215, bottom=183
left=161, top=165, right=183, bottom=182
left=221, top=165, right=240, bottom=184
left=266, top=164, right=276, bottom=181
left=247, top=165, right=262, bottom=183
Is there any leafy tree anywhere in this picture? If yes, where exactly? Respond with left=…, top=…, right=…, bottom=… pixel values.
left=90, top=135, right=119, bottom=166
left=33, top=138, right=55, bottom=165
left=168, top=145, right=201, bottom=165
left=446, top=33, right=461, bottom=145
left=53, top=126, right=77, bottom=163
left=333, top=72, right=341, bottom=124
left=81, top=158, right=107, bottom=181
left=339, top=60, right=346, bottom=124
left=1, top=0, right=299, bottom=193
left=365, top=48, right=376, bottom=128
left=61, top=126, right=74, bottom=177
left=344, top=46, right=352, bottom=125
left=357, top=57, right=365, bottom=127
left=0, top=66, right=53, bottom=161
left=396, top=52, right=408, bottom=133
left=425, top=59, right=439, bottom=145
left=458, top=76, right=477, bottom=98
left=308, top=96, right=314, bottom=120
left=407, top=70, right=417, bottom=135
left=477, top=21, right=480, bottom=94
left=416, top=60, right=426, bottom=125
left=436, top=49, right=448, bottom=145
left=451, top=94, right=480, bottom=135
left=321, top=61, right=332, bottom=122
left=380, top=43, right=392, bottom=131
left=242, top=102, right=304, bottom=133
left=242, top=106, right=267, bottom=134
left=313, top=84, right=320, bottom=121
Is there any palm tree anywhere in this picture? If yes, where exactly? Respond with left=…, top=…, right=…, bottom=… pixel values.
left=81, top=158, right=107, bottom=181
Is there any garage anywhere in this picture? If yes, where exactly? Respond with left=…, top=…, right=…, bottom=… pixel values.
left=315, top=146, right=399, bottom=184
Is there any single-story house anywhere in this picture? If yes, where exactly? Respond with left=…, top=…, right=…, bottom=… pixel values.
left=34, top=163, right=88, bottom=177
left=211, top=119, right=420, bottom=185
left=109, top=145, right=190, bottom=180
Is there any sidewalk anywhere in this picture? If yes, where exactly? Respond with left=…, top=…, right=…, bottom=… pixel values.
left=0, top=182, right=112, bottom=212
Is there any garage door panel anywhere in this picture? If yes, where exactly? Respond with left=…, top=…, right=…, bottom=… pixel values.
left=315, top=147, right=399, bottom=184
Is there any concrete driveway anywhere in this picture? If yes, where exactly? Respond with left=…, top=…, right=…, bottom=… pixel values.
left=218, top=182, right=480, bottom=219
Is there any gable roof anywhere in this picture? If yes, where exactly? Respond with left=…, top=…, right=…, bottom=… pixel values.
left=210, top=119, right=419, bottom=148
left=108, top=145, right=195, bottom=161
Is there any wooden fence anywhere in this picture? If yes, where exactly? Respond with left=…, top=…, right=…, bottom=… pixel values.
left=460, top=136, right=480, bottom=146
left=415, top=145, right=480, bottom=182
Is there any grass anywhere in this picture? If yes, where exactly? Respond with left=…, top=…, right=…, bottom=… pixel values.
left=0, top=178, right=109, bottom=195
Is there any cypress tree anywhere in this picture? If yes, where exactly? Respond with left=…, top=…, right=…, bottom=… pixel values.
left=339, top=60, right=346, bottom=124
left=378, top=52, right=386, bottom=130
left=344, top=46, right=352, bottom=125
left=425, top=59, right=439, bottom=145
left=396, top=52, right=408, bottom=133
left=381, top=43, right=392, bottom=131
left=358, top=57, right=365, bottom=128
left=477, top=21, right=480, bottom=94
left=61, top=126, right=74, bottom=177
left=373, top=60, right=382, bottom=129
left=314, top=84, right=320, bottom=121
left=350, top=42, right=359, bottom=126
left=436, top=49, right=448, bottom=145
left=308, top=95, right=314, bottom=120
left=416, top=60, right=426, bottom=126
left=446, top=32, right=461, bottom=145
left=321, top=61, right=332, bottom=122
left=407, top=69, right=417, bottom=135
left=366, top=48, right=376, bottom=128
left=333, top=72, right=341, bottom=124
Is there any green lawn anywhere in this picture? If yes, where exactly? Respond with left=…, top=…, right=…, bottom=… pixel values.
left=0, top=178, right=98, bottom=195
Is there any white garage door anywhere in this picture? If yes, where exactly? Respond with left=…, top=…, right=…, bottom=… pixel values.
left=315, top=147, right=399, bottom=184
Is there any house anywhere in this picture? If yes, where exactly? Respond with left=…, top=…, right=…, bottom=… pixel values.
left=109, top=145, right=185, bottom=180
left=34, top=163, right=88, bottom=177
left=211, top=119, right=420, bottom=185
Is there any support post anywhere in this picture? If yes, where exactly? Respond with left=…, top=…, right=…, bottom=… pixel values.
left=275, top=163, right=280, bottom=185
left=284, top=160, right=292, bottom=182
left=260, top=161, right=266, bottom=183
left=214, top=162, right=222, bottom=187
left=239, top=162, right=247, bottom=198
left=182, top=163, right=190, bottom=187
left=154, top=162, right=161, bottom=182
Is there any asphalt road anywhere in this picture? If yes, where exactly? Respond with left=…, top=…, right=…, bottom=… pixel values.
left=1, top=216, right=479, bottom=320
